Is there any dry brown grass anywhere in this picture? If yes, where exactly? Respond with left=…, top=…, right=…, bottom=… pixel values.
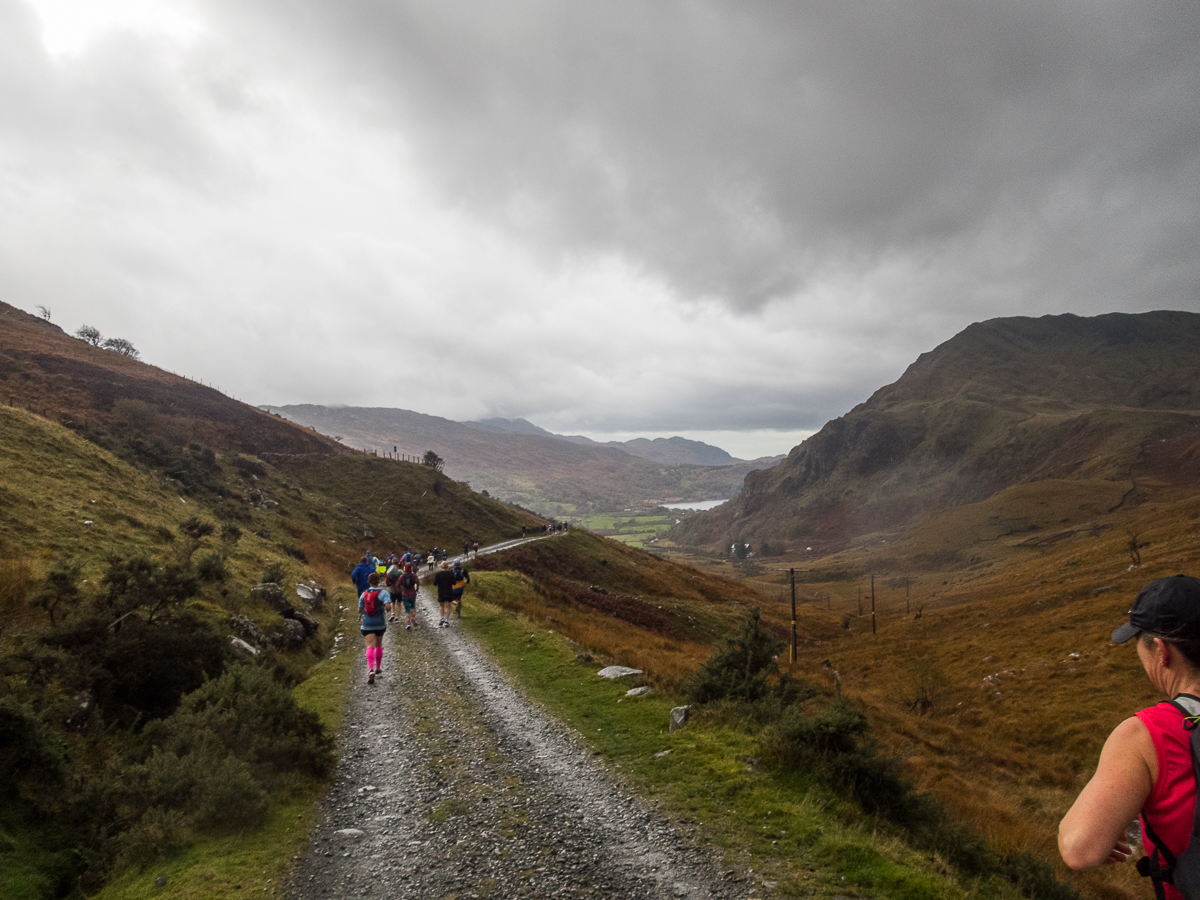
left=469, top=533, right=765, bottom=691
left=660, top=479, right=1200, bottom=900
left=468, top=571, right=726, bottom=692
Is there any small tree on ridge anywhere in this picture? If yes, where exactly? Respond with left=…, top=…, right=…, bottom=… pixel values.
left=102, top=337, right=140, bottom=359
left=75, top=324, right=103, bottom=346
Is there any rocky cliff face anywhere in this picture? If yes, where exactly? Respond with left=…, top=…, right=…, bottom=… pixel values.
left=672, top=311, right=1200, bottom=552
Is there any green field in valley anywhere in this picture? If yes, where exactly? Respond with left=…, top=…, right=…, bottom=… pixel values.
left=573, top=507, right=684, bottom=549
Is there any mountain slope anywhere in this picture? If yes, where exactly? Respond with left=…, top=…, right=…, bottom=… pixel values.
left=0, top=301, right=336, bottom=457
left=0, top=300, right=542, bottom=555
left=265, top=405, right=776, bottom=515
left=672, top=311, right=1200, bottom=552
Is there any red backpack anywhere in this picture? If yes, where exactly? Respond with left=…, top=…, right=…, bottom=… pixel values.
left=362, top=589, right=381, bottom=617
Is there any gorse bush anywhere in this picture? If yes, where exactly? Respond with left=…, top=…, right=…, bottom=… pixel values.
left=0, top=545, right=338, bottom=892
left=25, top=556, right=80, bottom=627
left=0, top=695, right=68, bottom=815
left=261, top=560, right=288, bottom=586
left=112, top=745, right=267, bottom=866
left=179, top=516, right=216, bottom=566
left=685, top=608, right=783, bottom=704
left=67, top=666, right=331, bottom=874
left=195, top=551, right=227, bottom=583
left=38, top=609, right=230, bottom=723
left=100, top=553, right=200, bottom=623
left=146, top=665, right=335, bottom=781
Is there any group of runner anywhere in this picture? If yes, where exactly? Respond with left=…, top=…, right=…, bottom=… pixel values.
left=350, top=550, right=472, bottom=685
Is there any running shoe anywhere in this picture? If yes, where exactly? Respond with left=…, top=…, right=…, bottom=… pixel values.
left=368, top=672, right=375, bottom=685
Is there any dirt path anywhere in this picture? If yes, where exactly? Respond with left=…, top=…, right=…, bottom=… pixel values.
left=286, top=587, right=748, bottom=899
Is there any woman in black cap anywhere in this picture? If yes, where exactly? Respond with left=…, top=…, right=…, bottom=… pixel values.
left=1059, top=575, right=1200, bottom=900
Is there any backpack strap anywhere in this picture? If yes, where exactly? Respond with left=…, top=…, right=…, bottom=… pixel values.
left=1139, top=815, right=1175, bottom=900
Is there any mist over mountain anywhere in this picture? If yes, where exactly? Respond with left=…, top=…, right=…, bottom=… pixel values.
left=671, top=311, right=1200, bottom=552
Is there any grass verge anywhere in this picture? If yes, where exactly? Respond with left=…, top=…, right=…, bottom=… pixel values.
left=457, top=580, right=1035, bottom=900
left=88, top=796, right=317, bottom=900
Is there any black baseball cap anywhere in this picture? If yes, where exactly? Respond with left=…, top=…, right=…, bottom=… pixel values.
left=1112, top=575, right=1200, bottom=644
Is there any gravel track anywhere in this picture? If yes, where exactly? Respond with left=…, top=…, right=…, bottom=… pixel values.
left=286, top=586, right=748, bottom=899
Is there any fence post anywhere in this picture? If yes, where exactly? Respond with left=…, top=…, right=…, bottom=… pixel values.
left=790, top=568, right=797, bottom=663
left=871, top=574, right=876, bottom=635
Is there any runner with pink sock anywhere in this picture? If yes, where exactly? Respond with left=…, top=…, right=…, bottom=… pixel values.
left=358, top=572, right=392, bottom=685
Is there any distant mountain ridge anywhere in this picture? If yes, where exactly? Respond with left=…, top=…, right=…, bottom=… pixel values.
left=465, top=418, right=739, bottom=466
left=266, top=407, right=780, bottom=516
left=465, top=417, right=561, bottom=439
left=671, top=311, right=1200, bottom=552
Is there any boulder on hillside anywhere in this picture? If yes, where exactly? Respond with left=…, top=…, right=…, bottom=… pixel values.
left=279, top=619, right=307, bottom=646
left=252, top=582, right=293, bottom=615
left=230, top=615, right=266, bottom=646
left=231, top=636, right=260, bottom=657
left=288, top=608, right=320, bottom=637
left=295, top=581, right=326, bottom=610
left=597, top=665, right=643, bottom=679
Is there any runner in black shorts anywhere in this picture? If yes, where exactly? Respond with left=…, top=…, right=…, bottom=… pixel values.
left=359, top=572, right=392, bottom=684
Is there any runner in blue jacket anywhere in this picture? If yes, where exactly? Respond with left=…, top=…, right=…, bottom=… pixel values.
left=350, top=552, right=374, bottom=595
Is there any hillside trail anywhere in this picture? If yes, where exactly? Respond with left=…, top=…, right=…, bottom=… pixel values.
left=285, top=584, right=749, bottom=900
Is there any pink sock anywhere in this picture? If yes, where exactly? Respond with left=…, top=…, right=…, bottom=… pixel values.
left=375, top=646, right=383, bottom=668
left=366, top=647, right=375, bottom=670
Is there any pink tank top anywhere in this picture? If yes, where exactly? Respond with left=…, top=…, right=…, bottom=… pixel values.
left=1136, top=700, right=1198, bottom=900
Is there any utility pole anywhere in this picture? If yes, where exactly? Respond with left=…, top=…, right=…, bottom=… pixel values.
left=871, top=574, right=877, bottom=635
left=790, top=568, right=797, bottom=663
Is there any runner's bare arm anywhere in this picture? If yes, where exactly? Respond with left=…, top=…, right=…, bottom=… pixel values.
left=1059, top=716, right=1155, bottom=869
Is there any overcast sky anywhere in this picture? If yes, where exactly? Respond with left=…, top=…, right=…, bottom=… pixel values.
left=4, top=1, right=1198, bottom=459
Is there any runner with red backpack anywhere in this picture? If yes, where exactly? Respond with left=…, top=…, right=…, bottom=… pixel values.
left=397, top=563, right=420, bottom=630
left=359, top=572, right=392, bottom=685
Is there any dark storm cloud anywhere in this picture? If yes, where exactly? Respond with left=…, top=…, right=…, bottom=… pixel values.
left=6, top=1, right=1199, bottom=458
left=206, top=0, right=1200, bottom=311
